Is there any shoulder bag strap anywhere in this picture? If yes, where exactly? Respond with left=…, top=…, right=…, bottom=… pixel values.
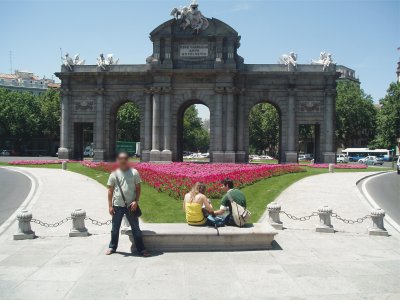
left=114, top=171, right=128, bottom=207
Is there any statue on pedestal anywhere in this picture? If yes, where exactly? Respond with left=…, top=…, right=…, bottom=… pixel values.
left=311, top=51, right=335, bottom=71
left=170, top=1, right=209, bottom=33
left=279, top=52, right=298, bottom=70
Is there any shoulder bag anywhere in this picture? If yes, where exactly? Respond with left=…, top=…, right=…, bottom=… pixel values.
left=227, top=191, right=251, bottom=227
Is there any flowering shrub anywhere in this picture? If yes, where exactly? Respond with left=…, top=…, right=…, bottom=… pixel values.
left=9, top=160, right=78, bottom=165
left=301, top=164, right=368, bottom=169
left=81, top=161, right=304, bottom=199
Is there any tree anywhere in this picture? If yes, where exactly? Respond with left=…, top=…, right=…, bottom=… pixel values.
left=0, top=88, right=42, bottom=151
left=336, top=80, right=377, bottom=148
left=370, top=82, right=400, bottom=149
left=116, top=102, right=140, bottom=142
left=38, top=89, right=61, bottom=140
left=249, top=103, right=279, bottom=156
left=183, top=105, right=210, bottom=152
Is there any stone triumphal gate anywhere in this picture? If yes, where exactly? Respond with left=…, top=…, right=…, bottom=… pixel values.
left=56, top=3, right=337, bottom=163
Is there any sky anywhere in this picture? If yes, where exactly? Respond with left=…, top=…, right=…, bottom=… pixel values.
left=1, top=0, right=399, bottom=120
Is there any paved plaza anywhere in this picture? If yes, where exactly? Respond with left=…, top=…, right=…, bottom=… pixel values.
left=0, top=167, right=399, bottom=299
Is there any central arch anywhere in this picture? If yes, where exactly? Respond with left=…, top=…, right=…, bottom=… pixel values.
left=107, top=98, right=143, bottom=160
left=176, top=100, right=211, bottom=162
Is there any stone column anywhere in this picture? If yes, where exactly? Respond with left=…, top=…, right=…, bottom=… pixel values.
left=58, top=88, right=71, bottom=159
left=141, top=92, right=152, bottom=162
left=368, top=208, right=388, bottom=236
left=236, top=92, right=246, bottom=163
left=93, top=78, right=105, bottom=161
left=225, top=89, right=236, bottom=163
left=150, top=92, right=161, bottom=161
left=212, top=90, right=224, bottom=162
left=322, top=89, right=336, bottom=163
left=161, top=91, right=172, bottom=161
left=285, top=89, right=297, bottom=163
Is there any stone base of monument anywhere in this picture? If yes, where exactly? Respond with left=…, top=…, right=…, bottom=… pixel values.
left=224, top=151, right=236, bottom=163
left=124, top=223, right=278, bottom=252
left=235, top=151, right=246, bottom=163
left=285, top=152, right=298, bottom=163
left=150, top=150, right=161, bottom=161
left=322, top=152, right=336, bottom=164
left=58, top=147, right=71, bottom=160
left=212, top=151, right=225, bottom=163
left=93, top=149, right=106, bottom=162
left=141, top=150, right=151, bottom=162
left=161, top=150, right=172, bottom=162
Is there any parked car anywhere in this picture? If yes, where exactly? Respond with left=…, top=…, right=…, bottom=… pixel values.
left=336, top=154, right=349, bottom=163
left=397, top=156, right=400, bottom=175
left=359, top=155, right=384, bottom=166
left=0, top=150, right=11, bottom=156
left=298, top=155, right=307, bottom=161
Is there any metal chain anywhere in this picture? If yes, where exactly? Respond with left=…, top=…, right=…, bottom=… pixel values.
left=280, top=211, right=319, bottom=221
left=331, top=212, right=369, bottom=224
left=85, top=217, right=112, bottom=226
left=31, top=217, right=72, bottom=228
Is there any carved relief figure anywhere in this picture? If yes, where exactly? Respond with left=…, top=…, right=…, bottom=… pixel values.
left=170, top=1, right=209, bottom=33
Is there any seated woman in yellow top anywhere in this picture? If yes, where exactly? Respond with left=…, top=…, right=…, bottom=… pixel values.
left=183, top=182, right=214, bottom=226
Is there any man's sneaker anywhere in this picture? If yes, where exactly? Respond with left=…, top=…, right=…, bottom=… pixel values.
left=105, top=248, right=115, bottom=255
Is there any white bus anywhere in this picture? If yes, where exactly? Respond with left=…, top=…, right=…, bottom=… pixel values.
left=342, top=148, right=393, bottom=162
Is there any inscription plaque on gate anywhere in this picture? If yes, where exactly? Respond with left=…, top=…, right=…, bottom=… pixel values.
left=179, top=44, right=209, bottom=57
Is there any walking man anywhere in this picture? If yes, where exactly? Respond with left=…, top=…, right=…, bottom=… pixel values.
left=106, top=152, right=150, bottom=256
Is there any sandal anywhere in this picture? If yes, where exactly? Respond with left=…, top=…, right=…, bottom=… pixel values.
left=140, top=250, right=151, bottom=257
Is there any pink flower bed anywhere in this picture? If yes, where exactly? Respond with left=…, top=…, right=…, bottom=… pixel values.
left=81, top=161, right=304, bottom=199
left=300, top=164, right=367, bottom=169
left=9, top=160, right=78, bottom=165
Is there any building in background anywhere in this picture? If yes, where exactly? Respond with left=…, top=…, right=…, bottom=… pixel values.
left=336, top=65, right=359, bottom=83
left=0, top=70, right=59, bottom=95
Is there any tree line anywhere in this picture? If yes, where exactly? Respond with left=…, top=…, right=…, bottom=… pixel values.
left=0, top=79, right=399, bottom=155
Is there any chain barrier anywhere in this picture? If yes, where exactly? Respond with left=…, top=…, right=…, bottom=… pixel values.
left=280, top=211, right=319, bottom=221
left=31, top=217, right=72, bottom=228
left=30, top=216, right=112, bottom=227
left=331, top=213, right=369, bottom=224
left=85, top=217, right=112, bottom=226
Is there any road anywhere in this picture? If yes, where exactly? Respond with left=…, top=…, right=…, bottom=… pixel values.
left=364, top=172, right=400, bottom=225
left=0, top=168, right=32, bottom=225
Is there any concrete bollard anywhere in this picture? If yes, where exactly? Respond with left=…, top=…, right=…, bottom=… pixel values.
left=267, top=202, right=283, bottom=230
left=328, top=163, right=334, bottom=173
left=69, top=209, right=89, bottom=237
left=316, top=206, right=334, bottom=233
left=62, top=161, right=67, bottom=170
left=368, top=208, right=388, bottom=236
left=13, top=210, right=35, bottom=240
left=120, top=215, right=130, bottom=234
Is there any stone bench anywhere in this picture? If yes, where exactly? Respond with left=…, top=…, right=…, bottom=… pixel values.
left=123, top=223, right=278, bottom=252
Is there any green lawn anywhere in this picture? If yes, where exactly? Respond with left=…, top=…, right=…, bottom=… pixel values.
left=1, top=161, right=390, bottom=222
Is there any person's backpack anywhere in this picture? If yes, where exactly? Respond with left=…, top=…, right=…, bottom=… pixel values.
left=227, top=192, right=251, bottom=227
